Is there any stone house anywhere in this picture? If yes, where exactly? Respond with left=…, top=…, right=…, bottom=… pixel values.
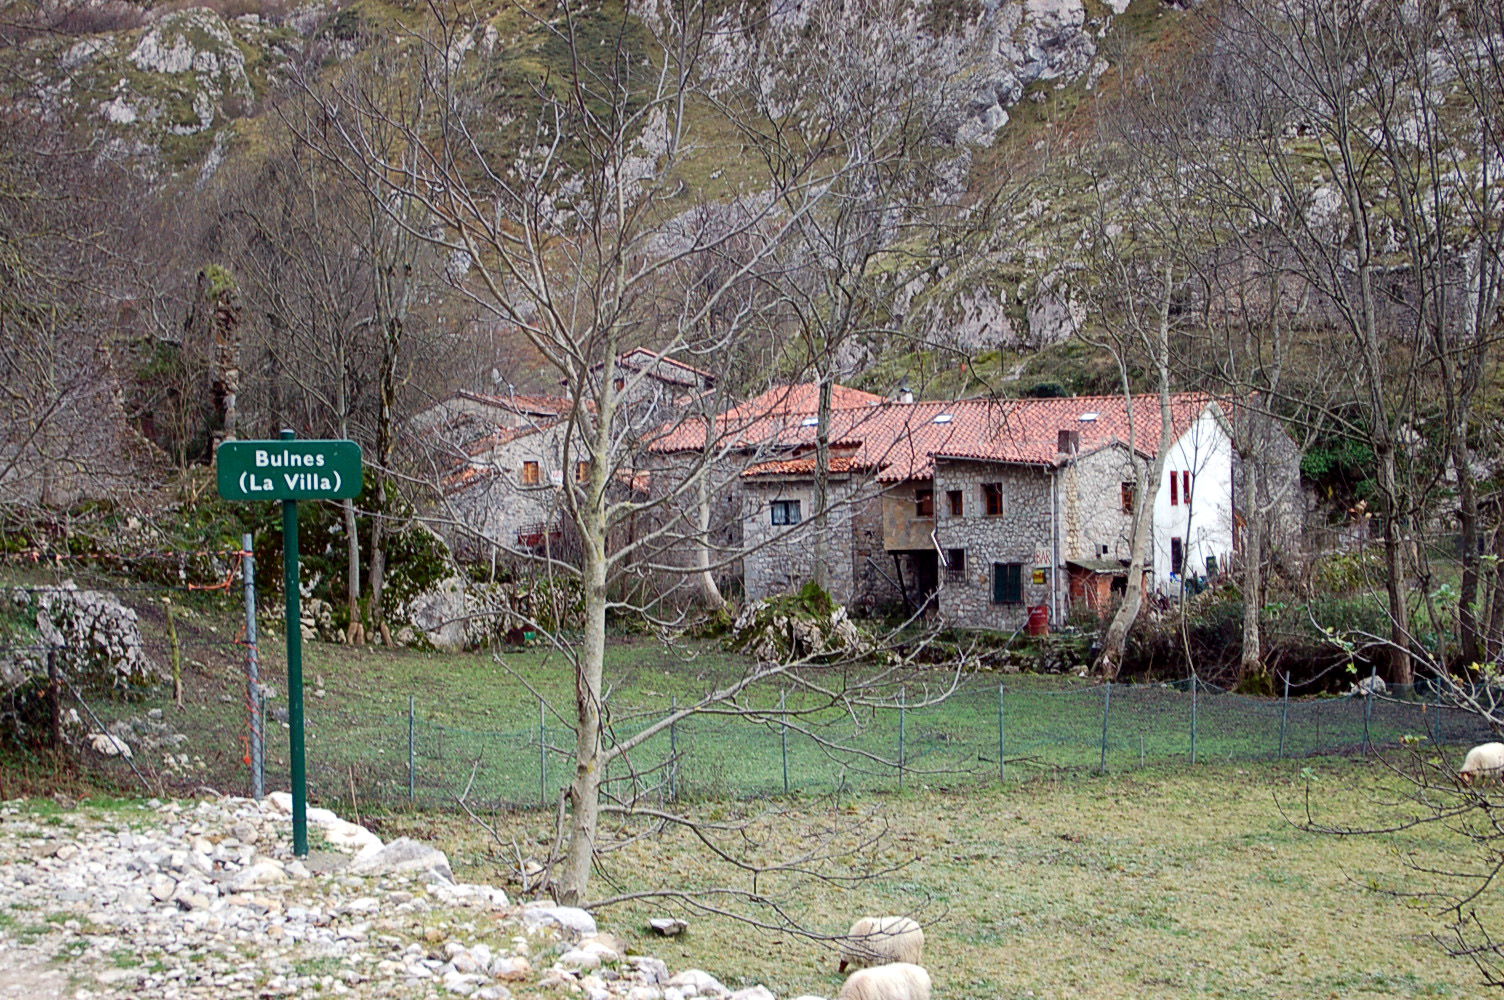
left=730, top=393, right=1301, bottom=630
left=420, top=351, right=720, bottom=562
left=646, top=382, right=887, bottom=603
left=436, top=420, right=573, bottom=560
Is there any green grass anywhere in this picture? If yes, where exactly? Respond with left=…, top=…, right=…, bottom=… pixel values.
left=69, top=604, right=1492, bottom=814
left=380, top=759, right=1497, bottom=1000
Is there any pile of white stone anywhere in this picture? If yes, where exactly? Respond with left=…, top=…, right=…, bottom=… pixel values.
left=0, top=793, right=791, bottom=1000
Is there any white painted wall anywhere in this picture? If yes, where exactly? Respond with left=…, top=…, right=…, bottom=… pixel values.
left=1151, top=407, right=1236, bottom=594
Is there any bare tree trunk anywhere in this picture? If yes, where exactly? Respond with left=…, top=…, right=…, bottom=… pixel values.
left=1376, top=442, right=1414, bottom=686
left=559, top=404, right=612, bottom=906
left=693, top=466, right=724, bottom=609
left=1098, top=271, right=1175, bottom=679
left=343, top=497, right=363, bottom=644
left=367, top=311, right=400, bottom=628
left=1239, top=459, right=1263, bottom=681
left=1455, top=437, right=1482, bottom=667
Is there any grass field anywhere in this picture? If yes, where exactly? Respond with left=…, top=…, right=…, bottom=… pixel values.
left=12, top=579, right=1503, bottom=998
left=379, top=758, right=1499, bottom=1000
left=63, top=603, right=1493, bottom=812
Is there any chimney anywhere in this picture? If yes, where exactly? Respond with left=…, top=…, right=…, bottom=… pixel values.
left=1058, top=429, right=1080, bottom=454
left=898, top=382, right=914, bottom=404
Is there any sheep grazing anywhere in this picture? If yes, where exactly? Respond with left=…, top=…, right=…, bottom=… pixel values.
left=837, top=962, right=931, bottom=1000
left=837, top=916, right=923, bottom=973
left=1460, top=742, right=1504, bottom=786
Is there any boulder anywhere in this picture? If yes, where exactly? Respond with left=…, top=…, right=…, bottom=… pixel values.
left=522, top=902, right=597, bottom=938
left=347, top=837, right=453, bottom=884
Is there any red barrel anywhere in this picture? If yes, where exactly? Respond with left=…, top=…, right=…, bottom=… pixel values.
left=1026, top=604, right=1049, bottom=636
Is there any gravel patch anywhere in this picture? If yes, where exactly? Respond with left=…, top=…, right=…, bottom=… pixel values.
left=0, top=794, right=785, bottom=1000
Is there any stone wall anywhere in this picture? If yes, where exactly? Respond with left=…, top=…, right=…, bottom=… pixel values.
left=741, top=475, right=903, bottom=613
left=439, top=424, right=569, bottom=558
left=634, top=451, right=747, bottom=602
left=933, top=460, right=1054, bottom=630
left=743, top=477, right=849, bottom=603
left=1060, top=445, right=1143, bottom=564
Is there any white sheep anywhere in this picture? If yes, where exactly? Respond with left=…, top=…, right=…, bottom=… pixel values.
left=837, top=916, right=924, bottom=973
left=837, top=962, right=931, bottom=1000
left=1460, top=742, right=1504, bottom=785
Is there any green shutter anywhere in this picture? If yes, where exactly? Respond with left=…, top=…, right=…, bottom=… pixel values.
left=992, top=563, right=1022, bottom=604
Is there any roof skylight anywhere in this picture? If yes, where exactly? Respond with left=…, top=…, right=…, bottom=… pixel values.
left=933, top=414, right=954, bottom=424
left=1078, top=412, right=1100, bottom=422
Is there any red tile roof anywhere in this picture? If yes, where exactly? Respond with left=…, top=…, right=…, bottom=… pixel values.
left=648, top=382, right=885, bottom=453
left=441, top=464, right=501, bottom=493
left=462, top=422, right=560, bottom=456
left=742, top=454, right=877, bottom=477
left=737, top=393, right=1213, bottom=482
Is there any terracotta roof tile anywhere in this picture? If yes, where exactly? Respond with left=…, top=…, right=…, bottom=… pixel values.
left=742, top=455, right=875, bottom=477
left=441, top=464, right=501, bottom=494
left=724, top=393, right=1212, bottom=482
left=648, top=382, right=885, bottom=453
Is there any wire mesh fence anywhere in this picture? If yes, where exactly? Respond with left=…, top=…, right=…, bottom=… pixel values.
left=6, top=544, right=1498, bottom=812
left=302, top=675, right=1501, bottom=812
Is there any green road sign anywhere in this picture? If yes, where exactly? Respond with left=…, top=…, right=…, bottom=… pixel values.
left=217, top=439, right=363, bottom=500
left=216, top=432, right=364, bottom=856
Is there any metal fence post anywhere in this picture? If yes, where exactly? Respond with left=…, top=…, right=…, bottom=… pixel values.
left=539, top=697, right=548, bottom=807
left=669, top=698, right=679, bottom=803
left=242, top=532, right=263, bottom=800
left=779, top=690, right=789, bottom=796
left=1190, top=675, right=1199, bottom=766
left=1100, top=683, right=1113, bottom=774
left=898, top=687, right=907, bottom=791
left=1278, top=672, right=1290, bottom=759
left=407, top=695, right=416, bottom=803
left=998, top=682, right=1005, bottom=784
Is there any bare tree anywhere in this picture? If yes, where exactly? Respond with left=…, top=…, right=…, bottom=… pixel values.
left=1178, top=0, right=1504, bottom=687
left=209, top=78, right=448, bottom=641
left=1073, top=81, right=1191, bottom=677
left=0, top=116, right=162, bottom=512
left=295, top=1, right=963, bottom=909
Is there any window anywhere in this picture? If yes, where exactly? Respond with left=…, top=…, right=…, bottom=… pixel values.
left=521, top=461, right=541, bottom=486
left=1170, top=537, right=1184, bottom=576
left=575, top=460, right=590, bottom=484
left=914, top=489, right=934, bottom=518
left=947, top=489, right=964, bottom=517
left=1170, top=470, right=1193, bottom=506
left=771, top=499, right=802, bottom=526
left=982, top=482, right=1005, bottom=517
left=944, top=548, right=967, bottom=584
left=1121, top=481, right=1135, bottom=514
left=991, top=562, right=1023, bottom=604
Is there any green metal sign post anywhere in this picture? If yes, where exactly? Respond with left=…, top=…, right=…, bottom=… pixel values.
left=217, top=431, right=362, bottom=856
